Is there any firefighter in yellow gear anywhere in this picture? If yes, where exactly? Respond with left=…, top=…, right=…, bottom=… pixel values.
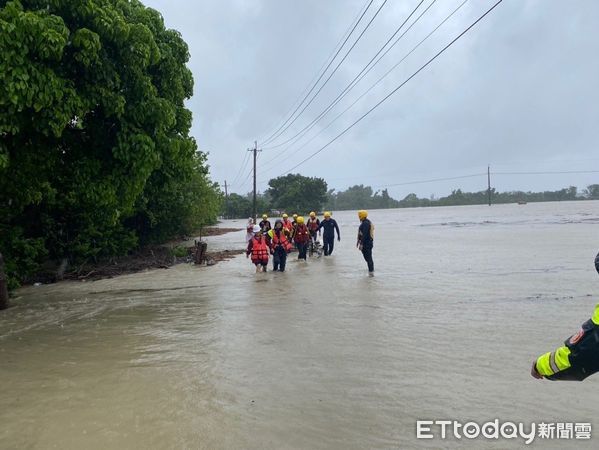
left=531, top=253, right=599, bottom=381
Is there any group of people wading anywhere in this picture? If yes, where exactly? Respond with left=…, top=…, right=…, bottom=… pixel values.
left=246, top=210, right=374, bottom=275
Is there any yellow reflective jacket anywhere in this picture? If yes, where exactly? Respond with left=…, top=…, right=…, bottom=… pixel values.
left=535, top=304, right=599, bottom=381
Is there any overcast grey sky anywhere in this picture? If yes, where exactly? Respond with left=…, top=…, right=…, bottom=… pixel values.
left=143, top=0, right=599, bottom=200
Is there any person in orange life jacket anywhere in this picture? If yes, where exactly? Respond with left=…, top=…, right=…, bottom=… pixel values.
left=318, top=211, right=340, bottom=256
left=268, top=219, right=292, bottom=272
left=259, top=214, right=271, bottom=233
left=307, top=211, right=321, bottom=243
left=530, top=252, right=599, bottom=381
left=281, top=213, right=294, bottom=238
left=246, top=225, right=269, bottom=273
left=293, top=216, right=310, bottom=261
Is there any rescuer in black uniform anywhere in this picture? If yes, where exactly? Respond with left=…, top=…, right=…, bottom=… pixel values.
left=357, top=210, right=374, bottom=276
left=318, top=211, right=340, bottom=256
left=531, top=252, right=599, bottom=381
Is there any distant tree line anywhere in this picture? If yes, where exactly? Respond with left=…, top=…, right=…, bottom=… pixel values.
left=396, top=185, right=599, bottom=208
left=224, top=178, right=599, bottom=219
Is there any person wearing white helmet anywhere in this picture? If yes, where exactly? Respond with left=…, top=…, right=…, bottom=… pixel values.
left=246, top=225, right=269, bottom=273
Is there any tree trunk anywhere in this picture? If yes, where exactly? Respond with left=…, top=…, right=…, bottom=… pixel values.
left=0, top=252, right=9, bottom=310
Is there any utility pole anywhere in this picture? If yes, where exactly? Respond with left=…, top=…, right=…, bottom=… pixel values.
left=248, top=141, right=261, bottom=223
left=487, top=165, right=491, bottom=206
left=224, top=180, right=228, bottom=219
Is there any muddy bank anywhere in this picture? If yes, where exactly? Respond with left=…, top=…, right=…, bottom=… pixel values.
left=30, top=228, right=244, bottom=284
left=200, top=227, right=244, bottom=237
left=57, top=247, right=245, bottom=282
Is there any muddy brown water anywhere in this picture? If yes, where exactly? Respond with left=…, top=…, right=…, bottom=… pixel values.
left=2, top=201, right=599, bottom=449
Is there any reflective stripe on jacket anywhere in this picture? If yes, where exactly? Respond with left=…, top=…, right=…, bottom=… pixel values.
left=535, top=303, right=599, bottom=381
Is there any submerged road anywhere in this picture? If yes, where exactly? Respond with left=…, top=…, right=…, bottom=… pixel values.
left=1, top=203, right=599, bottom=449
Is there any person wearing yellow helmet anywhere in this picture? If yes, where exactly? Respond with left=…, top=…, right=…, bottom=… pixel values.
left=318, top=211, right=340, bottom=256
left=259, top=214, right=271, bottom=233
left=281, top=213, right=294, bottom=237
left=307, top=211, right=321, bottom=244
left=290, top=213, right=299, bottom=249
left=292, top=216, right=310, bottom=261
left=357, top=210, right=374, bottom=276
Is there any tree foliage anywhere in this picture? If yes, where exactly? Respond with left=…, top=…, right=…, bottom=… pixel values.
left=222, top=192, right=271, bottom=220
left=325, top=185, right=400, bottom=210
left=0, top=0, right=220, bottom=287
left=583, top=184, right=599, bottom=199
left=267, top=174, right=327, bottom=214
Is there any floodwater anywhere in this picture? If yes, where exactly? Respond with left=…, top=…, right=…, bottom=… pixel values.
left=1, top=201, right=599, bottom=449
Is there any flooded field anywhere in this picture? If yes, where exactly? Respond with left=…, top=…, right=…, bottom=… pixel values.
left=2, top=201, right=599, bottom=449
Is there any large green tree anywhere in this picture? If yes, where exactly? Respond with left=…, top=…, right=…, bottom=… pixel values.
left=0, top=0, right=219, bottom=287
left=267, top=174, right=327, bottom=214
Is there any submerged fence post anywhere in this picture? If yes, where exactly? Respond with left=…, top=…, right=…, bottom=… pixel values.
left=0, top=252, right=9, bottom=310
left=194, top=240, right=208, bottom=265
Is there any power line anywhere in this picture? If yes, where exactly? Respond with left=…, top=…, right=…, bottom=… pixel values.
left=493, top=170, right=599, bottom=175
left=229, top=149, right=251, bottom=187
left=249, top=167, right=598, bottom=195
left=281, top=0, right=504, bottom=175
left=259, top=0, right=375, bottom=146
left=256, top=0, right=372, bottom=144
left=261, top=0, right=432, bottom=153
left=237, top=164, right=255, bottom=192
left=260, top=0, right=390, bottom=147
left=257, top=0, right=469, bottom=178
left=376, top=173, right=487, bottom=188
